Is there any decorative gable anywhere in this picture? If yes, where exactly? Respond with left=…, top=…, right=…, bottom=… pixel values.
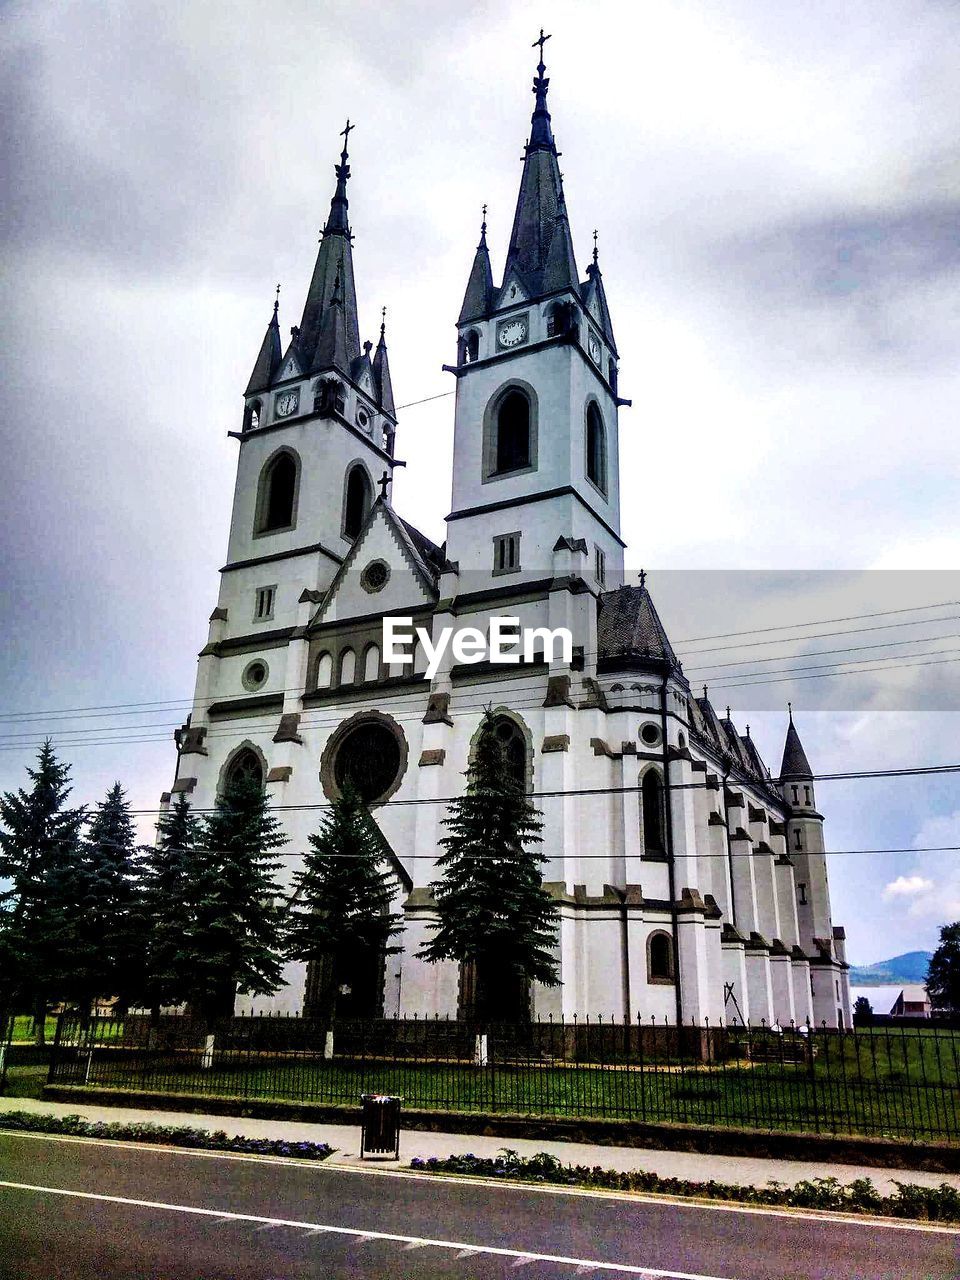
left=497, top=272, right=529, bottom=309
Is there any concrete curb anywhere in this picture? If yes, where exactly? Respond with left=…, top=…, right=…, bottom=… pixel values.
left=41, top=1084, right=960, bottom=1173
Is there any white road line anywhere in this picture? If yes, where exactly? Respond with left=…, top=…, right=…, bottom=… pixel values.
left=0, top=1179, right=736, bottom=1280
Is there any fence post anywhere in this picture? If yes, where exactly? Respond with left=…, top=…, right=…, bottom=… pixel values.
left=324, top=1029, right=334, bottom=1060
left=201, top=1033, right=215, bottom=1070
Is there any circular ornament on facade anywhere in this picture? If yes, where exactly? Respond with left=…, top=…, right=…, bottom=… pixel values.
left=357, top=407, right=371, bottom=432
left=640, top=722, right=661, bottom=747
left=497, top=317, right=528, bottom=348
left=320, top=711, right=408, bottom=805
left=588, top=332, right=602, bottom=364
left=360, top=559, right=390, bottom=593
left=242, top=659, right=269, bottom=692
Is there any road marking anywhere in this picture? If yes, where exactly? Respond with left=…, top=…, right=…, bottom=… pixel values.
left=0, top=1179, right=737, bottom=1279
left=4, top=1130, right=959, bottom=1235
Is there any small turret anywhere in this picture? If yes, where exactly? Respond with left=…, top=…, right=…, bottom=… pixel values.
left=459, top=209, right=494, bottom=324
left=244, top=290, right=282, bottom=396
left=779, top=704, right=817, bottom=812
left=372, top=309, right=395, bottom=416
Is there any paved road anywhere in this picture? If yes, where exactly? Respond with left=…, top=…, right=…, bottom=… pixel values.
left=0, top=1133, right=957, bottom=1279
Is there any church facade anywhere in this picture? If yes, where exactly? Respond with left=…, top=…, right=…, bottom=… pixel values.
left=166, top=49, right=851, bottom=1029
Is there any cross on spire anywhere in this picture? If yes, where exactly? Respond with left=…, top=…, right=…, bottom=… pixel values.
left=273, top=282, right=280, bottom=316
left=380, top=305, right=387, bottom=337
left=532, top=27, right=552, bottom=68
left=592, top=228, right=599, bottom=264
left=339, top=118, right=354, bottom=159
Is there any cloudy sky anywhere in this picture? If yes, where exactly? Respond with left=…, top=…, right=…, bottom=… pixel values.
left=2, top=0, right=958, bottom=966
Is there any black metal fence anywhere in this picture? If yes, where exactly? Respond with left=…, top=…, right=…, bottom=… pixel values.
left=47, top=1012, right=960, bottom=1143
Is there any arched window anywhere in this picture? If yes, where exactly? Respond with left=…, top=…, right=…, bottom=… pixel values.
left=314, top=377, right=345, bottom=416
left=243, top=400, right=262, bottom=432
left=256, top=450, right=298, bottom=534
left=479, top=715, right=528, bottom=790
left=586, top=403, right=606, bottom=492
left=495, top=390, right=531, bottom=474
left=642, top=770, right=665, bottom=855
left=608, top=359, right=618, bottom=396
left=459, top=330, right=480, bottom=364
left=545, top=301, right=571, bottom=337
left=363, top=643, right=380, bottom=683
left=343, top=465, right=372, bottom=539
left=339, top=648, right=356, bottom=685
left=647, top=931, right=674, bottom=983
left=225, top=747, right=263, bottom=792
left=315, top=652, right=333, bottom=689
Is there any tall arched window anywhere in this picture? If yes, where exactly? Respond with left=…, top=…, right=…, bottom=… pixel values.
left=256, top=451, right=298, bottom=534
left=642, top=770, right=665, bottom=855
left=363, top=643, right=380, bottom=683
left=459, top=330, right=479, bottom=364
left=315, top=652, right=333, bottom=689
left=225, top=747, right=263, bottom=792
left=480, top=715, right=528, bottom=790
left=243, top=400, right=262, bottom=432
left=647, top=931, right=674, bottom=982
left=495, top=390, right=531, bottom=474
left=343, top=465, right=372, bottom=539
left=339, top=648, right=356, bottom=685
left=586, top=403, right=606, bottom=492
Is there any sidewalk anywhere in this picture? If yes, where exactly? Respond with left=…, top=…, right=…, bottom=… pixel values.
left=3, top=1092, right=959, bottom=1198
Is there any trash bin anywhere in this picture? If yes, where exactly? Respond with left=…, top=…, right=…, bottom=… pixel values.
left=360, top=1093, right=402, bottom=1159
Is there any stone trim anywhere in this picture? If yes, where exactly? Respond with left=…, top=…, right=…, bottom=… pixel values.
left=446, top=485, right=626, bottom=549
left=590, top=737, right=619, bottom=759
left=178, top=726, right=208, bottom=756
left=418, top=749, right=446, bottom=766
left=209, top=607, right=228, bottom=622
left=543, top=674, right=575, bottom=708
left=171, top=777, right=197, bottom=794
left=208, top=693, right=284, bottom=719
left=299, top=588, right=323, bottom=605
left=273, top=713, right=303, bottom=745
left=423, top=692, right=453, bottom=725
left=541, top=734, right=570, bottom=753
left=725, top=789, right=745, bottom=808
left=266, top=766, right=292, bottom=783
left=748, top=805, right=767, bottom=823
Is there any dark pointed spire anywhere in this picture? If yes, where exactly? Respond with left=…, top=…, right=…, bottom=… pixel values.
left=541, top=192, right=579, bottom=293
left=500, top=33, right=576, bottom=299
left=244, top=285, right=283, bottom=394
left=459, top=205, right=494, bottom=323
left=373, top=306, right=395, bottom=416
left=582, top=234, right=617, bottom=353
left=779, top=710, right=814, bottom=780
left=297, top=123, right=361, bottom=378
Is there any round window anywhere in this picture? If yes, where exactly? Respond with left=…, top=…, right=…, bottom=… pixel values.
left=242, top=659, right=269, bottom=692
left=322, top=714, right=407, bottom=804
left=640, top=722, right=661, bottom=747
left=360, top=559, right=390, bottom=593
left=357, top=408, right=370, bottom=430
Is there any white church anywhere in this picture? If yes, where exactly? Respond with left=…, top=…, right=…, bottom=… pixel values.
left=166, top=45, right=851, bottom=1030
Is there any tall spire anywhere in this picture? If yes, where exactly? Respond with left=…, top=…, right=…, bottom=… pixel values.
left=779, top=710, right=814, bottom=780
left=500, top=32, right=577, bottom=300
left=244, top=285, right=283, bottom=395
left=373, top=306, right=395, bottom=416
left=297, top=121, right=361, bottom=379
left=459, top=205, right=494, bottom=323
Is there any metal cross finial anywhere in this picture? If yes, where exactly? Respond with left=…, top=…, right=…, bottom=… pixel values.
left=726, top=706, right=731, bottom=720
left=592, top=228, right=599, bottom=264
left=787, top=700, right=793, bottom=721
left=340, top=118, right=354, bottom=151
left=275, top=282, right=281, bottom=301
left=533, top=27, right=552, bottom=64
left=378, top=470, right=390, bottom=500
left=380, top=305, right=387, bottom=337
left=274, top=282, right=280, bottom=315
left=482, top=202, right=488, bottom=226
left=703, top=684, right=708, bottom=700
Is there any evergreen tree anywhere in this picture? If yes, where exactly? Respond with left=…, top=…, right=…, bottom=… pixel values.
left=418, top=710, right=559, bottom=1022
left=140, top=795, right=205, bottom=1013
left=852, top=995, right=873, bottom=1026
left=75, top=783, right=142, bottom=1012
left=286, top=784, right=403, bottom=1021
left=0, top=742, right=87, bottom=1039
left=193, top=776, right=286, bottom=1023
left=926, top=921, right=960, bottom=1014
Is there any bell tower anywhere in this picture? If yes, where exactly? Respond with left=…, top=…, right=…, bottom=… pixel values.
left=444, top=33, right=626, bottom=587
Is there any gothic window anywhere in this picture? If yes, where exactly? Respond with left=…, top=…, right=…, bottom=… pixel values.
left=243, top=400, right=262, bottom=432
left=254, top=585, right=275, bottom=621
left=798, top=882, right=808, bottom=905
left=586, top=403, right=606, bottom=492
left=321, top=713, right=408, bottom=805
left=545, top=301, right=571, bottom=337
left=316, top=652, right=333, bottom=688
left=794, top=829, right=802, bottom=851
left=343, top=465, right=372, bottom=539
left=642, top=770, right=665, bottom=855
left=459, top=330, right=480, bottom=364
left=339, top=647, right=356, bottom=685
left=255, top=450, right=299, bottom=534
left=479, top=715, right=528, bottom=790
left=647, top=931, right=674, bottom=983
left=608, top=359, right=618, bottom=396
left=792, top=785, right=799, bottom=803
left=225, top=747, right=264, bottom=792
left=495, top=390, right=531, bottom=473
left=804, top=785, right=811, bottom=805
left=363, top=643, right=381, bottom=683
left=315, top=377, right=346, bottom=416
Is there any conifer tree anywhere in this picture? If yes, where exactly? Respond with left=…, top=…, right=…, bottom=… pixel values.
left=140, top=795, right=205, bottom=1014
left=418, top=710, right=559, bottom=1022
left=286, top=784, right=403, bottom=1021
left=927, top=921, right=960, bottom=1014
left=0, top=742, right=87, bottom=1040
left=193, top=776, right=286, bottom=1023
left=76, top=782, right=142, bottom=1012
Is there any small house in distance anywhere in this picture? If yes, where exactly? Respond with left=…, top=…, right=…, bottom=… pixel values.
left=889, top=986, right=932, bottom=1018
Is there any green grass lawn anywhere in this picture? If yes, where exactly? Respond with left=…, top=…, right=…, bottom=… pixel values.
left=52, top=1045, right=960, bottom=1142
left=0, top=1064, right=48, bottom=1101
left=8, top=1017, right=58, bottom=1043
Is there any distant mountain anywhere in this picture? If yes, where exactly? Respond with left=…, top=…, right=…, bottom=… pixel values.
left=848, top=950, right=933, bottom=986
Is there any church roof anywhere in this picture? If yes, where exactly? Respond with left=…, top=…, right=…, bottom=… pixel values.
left=459, top=216, right=494, bottom=324
left=581, top=256, right=617, bottom=353
left=399, top=518, right=445, bottom=576
left=295, top=129, right=361, bottom=380
left=779, top=712, right=814, bottom=780
left=373, top=317, right=395, bottom=416
left=244, top=297, right=283, bottom=396
left=596, top=579, right=681, bottom=672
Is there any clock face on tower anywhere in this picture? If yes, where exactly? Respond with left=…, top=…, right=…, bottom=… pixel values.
left=497, top=315, right=529, bottom=349
left=588, top=333, right=602, bottom=365
left=275, top=390, right=299, bottom=418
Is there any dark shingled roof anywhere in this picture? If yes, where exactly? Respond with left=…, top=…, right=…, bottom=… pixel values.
left=244, top=300, right=283, bottom=395
left=399, top=518, right=446, bottom=575
left=597, top=583, right=681, bottom=671
left=780, top=716, right=813, bottom=780
left=459, top=223, right=494, bottom=324
left=373, top=324, right=395, bottom=416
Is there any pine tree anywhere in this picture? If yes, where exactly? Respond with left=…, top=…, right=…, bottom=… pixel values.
left=0, top=742, right=87, bottom=1040
left=140, top=795, right=205, bottom=1013
left=75, top=783, right=142, bottom=1012
left=286, top=784, right=403, bottom=1021
left=418, top=710, right=559, bottom=1022
left=193, top=776, right=286, bottom=1023
left=926, top=921, right=960, bottom=1014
